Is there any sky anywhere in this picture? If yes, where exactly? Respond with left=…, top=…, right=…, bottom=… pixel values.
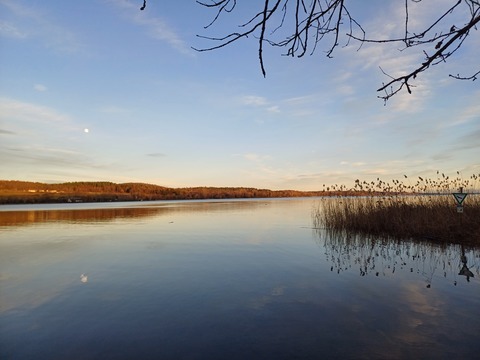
left=1, top=0, right=479, bottom=190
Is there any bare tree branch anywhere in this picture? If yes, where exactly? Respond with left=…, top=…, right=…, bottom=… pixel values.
left=449, top=69, right=480, bottom=80
left=377, top=9, right=480, bottom=102
left=141, top=0, right=479, bottom=102
left=259, top=0, right=270, bottom=76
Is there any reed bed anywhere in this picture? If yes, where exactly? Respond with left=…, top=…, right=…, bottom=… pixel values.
left=313, top=172, right=480, bottom=246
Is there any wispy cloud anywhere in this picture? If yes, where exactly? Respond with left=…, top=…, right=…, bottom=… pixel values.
left=146, top=152, right=166, bottom=158
left=241, top=95, right=268, bottom=107
left=340, top=161, right=366, bottom=167
left=99, top=105, right=130, bottom=114
left=444, top=95, right=480, bottom=127
left=343, top=41, right=431, bottom=113
left=238, top=153, right=279, bottom=179
left=266, top=106, right=280, bottom=113
left=336, top=84, right=355, bottom=96
left=336, top=1, right=458, bottom=112
left=0, top=97, right=72, bottom=126
left=240, top=95, right=282, bottom=115
left=0, top=145, right=91, bottom=168
left=284, top=95, right=317, bottom=106
left=108, top=0, right=193, bottom=55
left=0, top=20, right=26, bottom=38
left=0, top=0, right=85, bottom=53
left=243, top=153, right=271, bottom=162
left=451, top=128, right=480, bottom=152
left=0, top=143, right=130, bottom=183
left=0, top=128, right=16, bottom=135
left=283, top=93, right=334, bottom=119
left=34, top=84, right=47, bottom=92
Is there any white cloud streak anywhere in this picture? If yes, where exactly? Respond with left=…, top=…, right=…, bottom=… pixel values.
left=0, top=97, right=71, bottom=126
left=34, top=84, right=47, bottom=92
left=241, top=95, right=268, bottom=107
left=240, top=95, right=282, bottom=115
left=108, top=0, right=193, bottom=55
left=0, top=0, right=85, bottom=53
left=0, top=20, right=26, bottom=38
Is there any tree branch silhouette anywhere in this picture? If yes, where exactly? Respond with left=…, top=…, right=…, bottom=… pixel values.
left=141, top=0, right=479, bottom=102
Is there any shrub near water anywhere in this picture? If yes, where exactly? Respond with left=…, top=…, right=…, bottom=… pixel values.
left=314, top=173, right=480, bottom=245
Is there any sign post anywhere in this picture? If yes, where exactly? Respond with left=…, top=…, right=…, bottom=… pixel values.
left=452, top=187, right=467, bottom=213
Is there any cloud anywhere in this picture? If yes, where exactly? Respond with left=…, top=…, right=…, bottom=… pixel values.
left=146, top=152, right=166, bottom=158
left=336, top=84, right=355, bottom=96
left=284, top=94, right=321, bottom=106
left=240, top=93, right=334, bottom=120
left=334, top=71, right=353, bottom=83
left=340, top=161, right=366, bottom=167
left=267, top=106, right=280, bottom=113
left=444, top=97, right=480, bottom=127
left=431, top=152, right=452, bottom=161
left=283, top=170, right=352, bottom=188
left=362, top=168, right=389, bottom=176
left=243, top=153, right=270, bottom=162
left=99, top=105, right=130, bottom=114
left=241, top=95, right=268, bottom=107
left=108, top=0, right=193, bottom=55
left=34, top=84, right=47, bottom=92
left=0, top=145, right=92, bottom=169
left=0, top=128, right=16, bottom=135
left=334, top=2, right=467, bottom=111
left=0, top=0, right=84, bottom=53
left=135, top=16, right=193, bottom=55
left=0, top=144, right=126, bottom=183
left=0, top=20, right=26, bottom=38
left=240, top=95, right=282, bottom=115
left=0, top=97, right=71, bottom=125
left=452, top=129, right=480, bottom=152
left=238, top=153, right=279, bottom=179
left=343, top=40, right=431, bottom=113
left=282, top=94, right=331, bottom=118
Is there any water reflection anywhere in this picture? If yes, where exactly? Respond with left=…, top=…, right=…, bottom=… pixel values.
left=459, top=245, right=475, bottom=282
left=0, top=207, right=164, bottom=227
left=1, top=199, right=479, bottom=359
left=0, top=199, right=275, bottom=228
left=316, top=230, right=479, bottom=288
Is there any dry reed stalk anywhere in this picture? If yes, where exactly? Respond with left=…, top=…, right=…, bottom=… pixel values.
left=314, top=172, right=480, bottom=246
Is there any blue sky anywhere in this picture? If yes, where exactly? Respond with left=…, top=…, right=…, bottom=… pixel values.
left=1, top=0, right=479, bottom=190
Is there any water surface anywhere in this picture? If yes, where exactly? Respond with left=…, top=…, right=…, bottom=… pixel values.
left=1, top=199, right=479, bottom=359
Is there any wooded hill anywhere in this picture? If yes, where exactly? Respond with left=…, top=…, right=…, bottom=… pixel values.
left=0, top=180, right=351, bottom=204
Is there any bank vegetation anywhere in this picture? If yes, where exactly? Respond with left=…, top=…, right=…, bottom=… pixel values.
left=0, top=180, right=348, bottom=204
left=314, top=173, right=480, bottom=245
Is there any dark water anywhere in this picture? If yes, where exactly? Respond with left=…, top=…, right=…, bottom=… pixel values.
left=1, top=199, right=479, bottom=359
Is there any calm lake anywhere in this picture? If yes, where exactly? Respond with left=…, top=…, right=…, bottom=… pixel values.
left=1, top=198, right=479, bottom=359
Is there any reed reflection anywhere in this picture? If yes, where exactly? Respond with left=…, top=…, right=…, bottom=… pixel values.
left=316, top=230, right=480, bottom=287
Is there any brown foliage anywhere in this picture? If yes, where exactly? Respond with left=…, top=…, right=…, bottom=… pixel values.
left=0, top=180, right=329, bottom=204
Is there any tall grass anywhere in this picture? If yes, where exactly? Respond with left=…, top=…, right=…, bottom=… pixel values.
left=313, top=172, right=480, bottom=245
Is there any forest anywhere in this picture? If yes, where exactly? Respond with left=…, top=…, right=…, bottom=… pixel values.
left=0, top=180, right=353, bottom=204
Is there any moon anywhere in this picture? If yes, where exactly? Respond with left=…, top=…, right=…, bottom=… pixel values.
left=84, top=128, right=89, bottom=133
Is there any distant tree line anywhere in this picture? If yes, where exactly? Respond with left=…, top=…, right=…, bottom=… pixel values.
left=0, top=180, right=364, bottom=204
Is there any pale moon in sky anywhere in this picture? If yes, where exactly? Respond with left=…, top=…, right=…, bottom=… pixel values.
left=84, top=128, right=89, bottom=133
